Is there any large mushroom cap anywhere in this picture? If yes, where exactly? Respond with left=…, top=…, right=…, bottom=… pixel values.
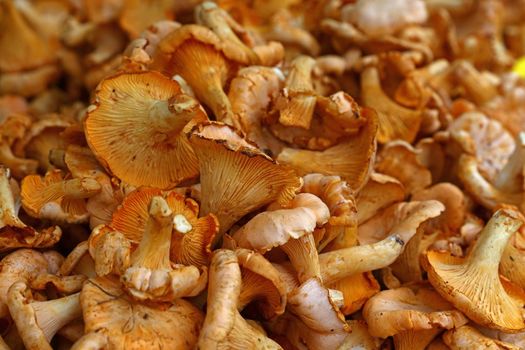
left=79, top=276, right=204, bottom=349
left=188, top=121, right=301, bottom=236
left=423, top=208, right=525, bottom=332
left=85, top=71, right=207, bottom=189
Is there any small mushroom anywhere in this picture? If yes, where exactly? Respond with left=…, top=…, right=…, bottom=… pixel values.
left=233, top=193, right=330, bottom=283
left=443, top=325, right=520, bottom=350
left=423, top=208, right=525, bottom=332
left=109, top=187, right=218, bottom=266
left=360, top=66, right=421, bottom=143
left=188, top=121, right=301, bottom=237
left=276, top=107, right=378, bottom=191
left=7, top=282, right=81, bottom=350
left=85, top=71, right=207, bottom=188
left=151, top=24, right=257, bottom=123
left=197, top=249, right=282, bottom=349
left=266, top=277, right=350, bottom=349
left=120, top=196, right=207, bottom=302
left=236, top=248, right=287, bottom=320
left=21, top=169, right=101, bottom=223
left=0, top=167, right=61, bottom=250
left=363, top=285, right=468, bottom=340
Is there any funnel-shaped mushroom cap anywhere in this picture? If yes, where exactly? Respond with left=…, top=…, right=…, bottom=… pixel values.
left=443, top=325, right=521, bottom=350
left=363, top=286, right=468, bottom=338
left=85, top=71, right=207, bottom=189
left=194, top=2, right=259, bottom=65
left=423, top=209, right=525, bottom=332
left=0, top=0, right=56, bottom=73
left=375, top=141, right=432, bottom=195
left=188, top=121, right=301, bottom=236
left=80, top=276, right=203, bottom=349
left=151, top=24, right=254, bottom=123
left=21, top=170, right=101, bottom=223
left=360, top=66, right=421, bottom=143
left=121, top=196, right=207, bottom=302
left=276, top=107, right=378, bottom=192
left=197, top=249, right=283, bottom=349
left=501, top=230, right=525, bottom=290
left=236, top=248, right=287, bottom=319
left=356, top=172, right=405, bottom=224
left=7, top=282, right=81, bottom=350
left=0, top=167, right=61, bottom=251
left=110, top=187, right=218, bottom=266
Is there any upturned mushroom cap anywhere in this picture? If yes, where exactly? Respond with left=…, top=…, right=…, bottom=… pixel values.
left=273, top=55, right=317, bottom=129
left=363, top=285, right=468, bottom=339
left=188, top=121, right=301, bottom=237
left=85, top=71, right=207, bottom=189
left=236, top=248, right=287, bottom=319
left=7, top=282, right=81, bottom=350
left=0, top=167, right=61, bottom=251
left=360, top=66, right=422, bottom=143
left=276, top=107, right=378, bottom=192
left=423, top=208, right=525, bottom=332
left=21, top=169, right=101, bottom=223
left=197, top=249, right=282, bottom=349
left=228, top=65, right=285, bottom=156
left=302, top=173, right=357, bottom=250
left=109, top=187, right=218, bottom=266
left=233, top=193, right=329, bottom=283
left=151, top=24, right=255, bottom=123
left=120, top=196, right=207, bottom=302
left=80, top=276, right=204, bottom=349
left=443, top=325, right=521, bottom=350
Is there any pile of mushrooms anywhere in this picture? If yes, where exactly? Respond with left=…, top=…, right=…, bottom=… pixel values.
left=2, top=0, right=525, bottom=349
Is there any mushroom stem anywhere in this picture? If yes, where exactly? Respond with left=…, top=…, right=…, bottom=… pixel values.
left=32, top=293, right=82, bottom=341
left=281, top=234, right=321, bottom=283
left=130, top=196, right=174, bottom=270
left=0, top=143, right=38, bottom=179
left=0, top=167, right=17, bottom=226
left=466, top=209, right=523, bottom=269
left=319, top=235, right=407, bottom=285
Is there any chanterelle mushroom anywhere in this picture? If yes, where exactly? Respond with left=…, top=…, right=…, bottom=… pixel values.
left=423, top=208, right=525, bottom=332
left=74, top=276, right=204, bottom=349
left=120, top=196, right=207, bottom=302
left=188, top=121, right=301, bottom=237
left=85, top=71, right=207, bottom=189
left=197, top=249, right=282, bottom=349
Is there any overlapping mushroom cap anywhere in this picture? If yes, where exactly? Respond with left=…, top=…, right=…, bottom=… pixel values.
left=85, top=71, right=207, bottom=189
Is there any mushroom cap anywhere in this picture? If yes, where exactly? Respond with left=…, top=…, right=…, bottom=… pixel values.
left=109, top=187, right=218, bottom=266
left=363, top=285, right=468, bottom=338
left=21, top=170, right=101, bottom=223
left=276, top=107, right=378, bottom=192
left=443, top=325, right=521, bottom=350
left=118, top=0, right=175, bottom=38
left=85, top=71, right=207, bottom=189
left=423, top=209, right=525, bottom=332
left=233, top=193, right=330, bottom=251
left=81, top=276, right=204, bottom=349
left=356, top=172, right=405, bottom=224
left=360, top=66, right=421, bottom=143
left=375, top=140, right=432, bottom=195
left=236, top=248, right=287, bottom=319
left=188, top=121, right=301, bottom=235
